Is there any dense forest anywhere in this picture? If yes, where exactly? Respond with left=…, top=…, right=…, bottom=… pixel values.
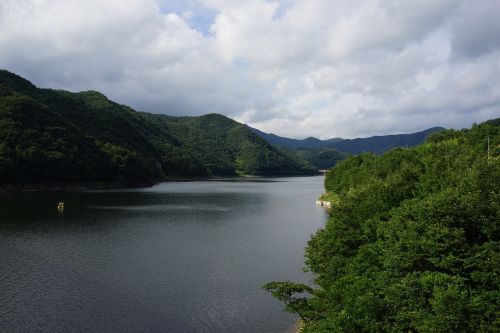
left=279, top=147, right=348, bottom=170
left=0, top=70, right=313, bottom=190
left=265, top=119, right=500, bottom=332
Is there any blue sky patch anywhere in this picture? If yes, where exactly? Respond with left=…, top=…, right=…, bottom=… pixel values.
left=158, top=0, right=218, bottom=35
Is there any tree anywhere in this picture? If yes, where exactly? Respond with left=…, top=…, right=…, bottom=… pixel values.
left=262, top=281, right=316, bottom=323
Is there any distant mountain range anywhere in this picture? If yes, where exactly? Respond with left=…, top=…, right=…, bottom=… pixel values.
left=248, top=125, right=444, bottom=155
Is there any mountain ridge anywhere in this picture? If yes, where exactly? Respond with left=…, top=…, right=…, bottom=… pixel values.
left=248, top=125, right=445, bottom=154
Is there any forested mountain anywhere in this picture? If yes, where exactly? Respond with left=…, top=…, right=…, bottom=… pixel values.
left=0, top=70, right=313, bottom=190
left=248, top=125, right=444, bottom=154
left=265, top=119, right=500, bottom=332
left=278, top=147, right=348, bottom=170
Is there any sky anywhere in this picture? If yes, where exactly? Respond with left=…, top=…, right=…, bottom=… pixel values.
left=1, top=0, right=499, bottom=139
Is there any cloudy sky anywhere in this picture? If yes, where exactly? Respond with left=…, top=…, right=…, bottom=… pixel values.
left=1, top=0, right=499, bottom=139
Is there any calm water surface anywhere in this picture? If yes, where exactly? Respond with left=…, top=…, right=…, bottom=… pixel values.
left=0, top=176, right=327, bottom=332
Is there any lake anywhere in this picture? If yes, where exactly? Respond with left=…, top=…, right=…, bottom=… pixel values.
left=0, top=176, right=328, bottom=332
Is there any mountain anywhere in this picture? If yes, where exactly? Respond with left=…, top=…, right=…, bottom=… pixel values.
left=278, top=147, right=348, bottom=170
left=0, top=70, right=314, bottom=190
left=327, top=127, right=445, bottom=154
left=248, top=125, right=343, bottom=149
left=248, top=125, right=444, bottom=154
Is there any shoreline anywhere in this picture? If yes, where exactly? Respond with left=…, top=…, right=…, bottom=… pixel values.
left=0, top=181, right=157, bottom=193
left=285, top=320, right=305, bottom=333
left=0, top=174, right=322, bottom=193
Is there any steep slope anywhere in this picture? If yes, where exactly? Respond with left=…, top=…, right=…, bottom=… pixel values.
left=0, top=87, right=121, bottom=185
left=0, top=70, right=313, bottom=189
left=141, top=112, right=313, bottom=176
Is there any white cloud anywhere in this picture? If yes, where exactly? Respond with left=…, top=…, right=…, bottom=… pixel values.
left=0, top=0, right=499, bottom=138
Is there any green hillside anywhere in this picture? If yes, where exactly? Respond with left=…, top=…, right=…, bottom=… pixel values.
left=265, top=119, right=500, bottom=332
left=0, top=70, right=314, bottom=190
left=279, top=147, right=349, bottom=170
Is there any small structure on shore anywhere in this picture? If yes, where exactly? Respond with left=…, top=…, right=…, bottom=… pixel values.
left=315, top=200, right=332, bottom=209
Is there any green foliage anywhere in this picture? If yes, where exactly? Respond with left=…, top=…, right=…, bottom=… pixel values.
left=266, top=119, right=500, bottom=332
left=0, top=91, right=113, bottom=184
left=141, top=113, right=315, bottom=176
left=0, top=70, right=313, bottom=187
left=280, top=147, right=348, bottom=170
left=262, top=281, right=316, bottom=323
